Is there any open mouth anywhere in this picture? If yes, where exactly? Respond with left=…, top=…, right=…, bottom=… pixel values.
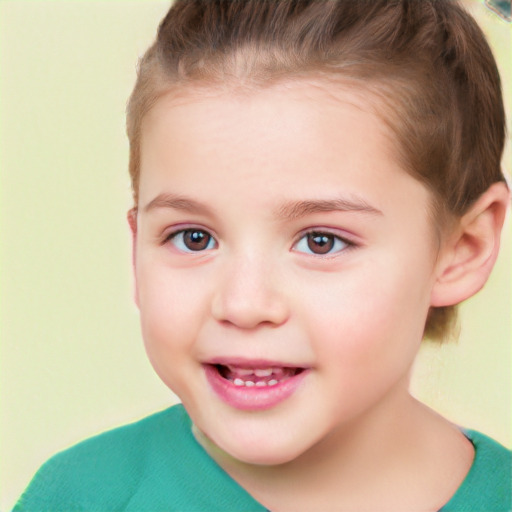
left=204, top=362, right=310, bottom=410
left=214, top=364, right=306, bottom=388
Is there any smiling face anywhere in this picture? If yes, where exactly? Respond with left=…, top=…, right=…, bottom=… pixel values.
left=132, top=81, right=441, bottom=465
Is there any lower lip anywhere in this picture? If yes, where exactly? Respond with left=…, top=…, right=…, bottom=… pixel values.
left=204, top=365, right=309, bottom=411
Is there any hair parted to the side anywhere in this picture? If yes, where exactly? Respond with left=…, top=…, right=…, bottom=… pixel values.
left=126, top=0, right=507, bottom=341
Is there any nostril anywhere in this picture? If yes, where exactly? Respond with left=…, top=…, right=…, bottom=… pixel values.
left=210, top=274, right=289, bottom=329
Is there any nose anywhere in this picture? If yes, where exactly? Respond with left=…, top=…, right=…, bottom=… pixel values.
left=211, top=252, right=289, bottom=329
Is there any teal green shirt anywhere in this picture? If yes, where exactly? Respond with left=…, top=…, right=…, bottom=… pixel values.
left=14, top=404, right=511, bottom=512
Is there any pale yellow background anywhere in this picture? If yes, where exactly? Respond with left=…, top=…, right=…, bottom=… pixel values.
left=0, top=1, right=510, bottom=510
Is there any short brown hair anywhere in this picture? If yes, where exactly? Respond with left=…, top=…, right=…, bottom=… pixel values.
left=126, top=0, right=507, bottom=341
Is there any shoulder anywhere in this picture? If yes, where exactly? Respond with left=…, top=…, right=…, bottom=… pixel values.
left=13, top=405, right=189, bottom=511
left=442, top=429, right=511, bottom=512
left=14, top=404, right=265, bottom=512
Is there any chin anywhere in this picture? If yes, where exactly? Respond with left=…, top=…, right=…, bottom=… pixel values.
left=216, top=431, right=311, bottom=466
left=230, top=447, right=300, bottom=466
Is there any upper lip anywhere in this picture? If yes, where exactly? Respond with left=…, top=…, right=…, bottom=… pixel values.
left=204, top=356, right=310, bottom=369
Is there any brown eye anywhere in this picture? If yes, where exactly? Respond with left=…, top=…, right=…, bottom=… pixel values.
left=294, top=231, right=350, bottom=256
left=307, top=233, right=335, bottom=254
left=169, top=229, right=215, bottom=252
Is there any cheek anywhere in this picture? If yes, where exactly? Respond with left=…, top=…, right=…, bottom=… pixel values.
left=295, top=271, right=429, bottom=423
left=136, top=262, right=208, bottom=369
left=300, top=257, right=432, bottom=369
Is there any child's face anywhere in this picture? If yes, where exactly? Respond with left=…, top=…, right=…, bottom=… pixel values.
left=133, top=81, right=442, bottom=465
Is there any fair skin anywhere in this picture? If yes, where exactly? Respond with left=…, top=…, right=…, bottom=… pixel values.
left=129, top=80, right=508, bottom=511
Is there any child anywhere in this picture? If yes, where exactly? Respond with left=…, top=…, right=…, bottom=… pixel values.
left=14, top=0, right=511, bottom=510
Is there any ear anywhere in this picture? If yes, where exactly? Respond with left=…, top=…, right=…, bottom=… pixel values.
left=127, top=207, right=140, bottom=309
left=430, top=182, right=510, bottom=307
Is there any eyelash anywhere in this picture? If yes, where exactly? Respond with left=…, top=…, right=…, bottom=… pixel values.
left=163, top=227, right=217, bottom=253
left=163, top=227, right=355, bottom=256
left=292, top=230, right=355, bottom=256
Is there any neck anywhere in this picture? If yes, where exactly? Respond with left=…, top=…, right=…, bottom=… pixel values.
left=193, top=384, right=473, bottom=512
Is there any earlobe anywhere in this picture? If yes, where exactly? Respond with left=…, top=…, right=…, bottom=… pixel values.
left=127, top=207, right=138, bottom=236
left=127, top=208, right=140, bottom=309
left=430, top=182, right=510, bottom=307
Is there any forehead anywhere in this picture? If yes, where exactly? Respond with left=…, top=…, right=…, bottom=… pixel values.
left=141, top=79, right=395, bottom=174
left=138, top=79, right=430, bottom=223
left=142, top=78, right=390, bottom=140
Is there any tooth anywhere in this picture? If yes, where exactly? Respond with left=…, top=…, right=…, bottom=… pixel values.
left=244, top=381, right=255, bottom=387
left=268, top=379, right=278, bottom=386
left=233, top=378, right=245, bottom=386
left=255, top=381, right=267, bottom=387
left=254, top=368, right=273, bottom=377
left=227, top=366, right=254, bottom=376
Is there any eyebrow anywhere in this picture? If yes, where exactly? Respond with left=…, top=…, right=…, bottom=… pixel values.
left=143, top=193, right=214, bottom=216
left=274, top=197, right=383, bottom=221
left=142, top=193, right=383, bottom=219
